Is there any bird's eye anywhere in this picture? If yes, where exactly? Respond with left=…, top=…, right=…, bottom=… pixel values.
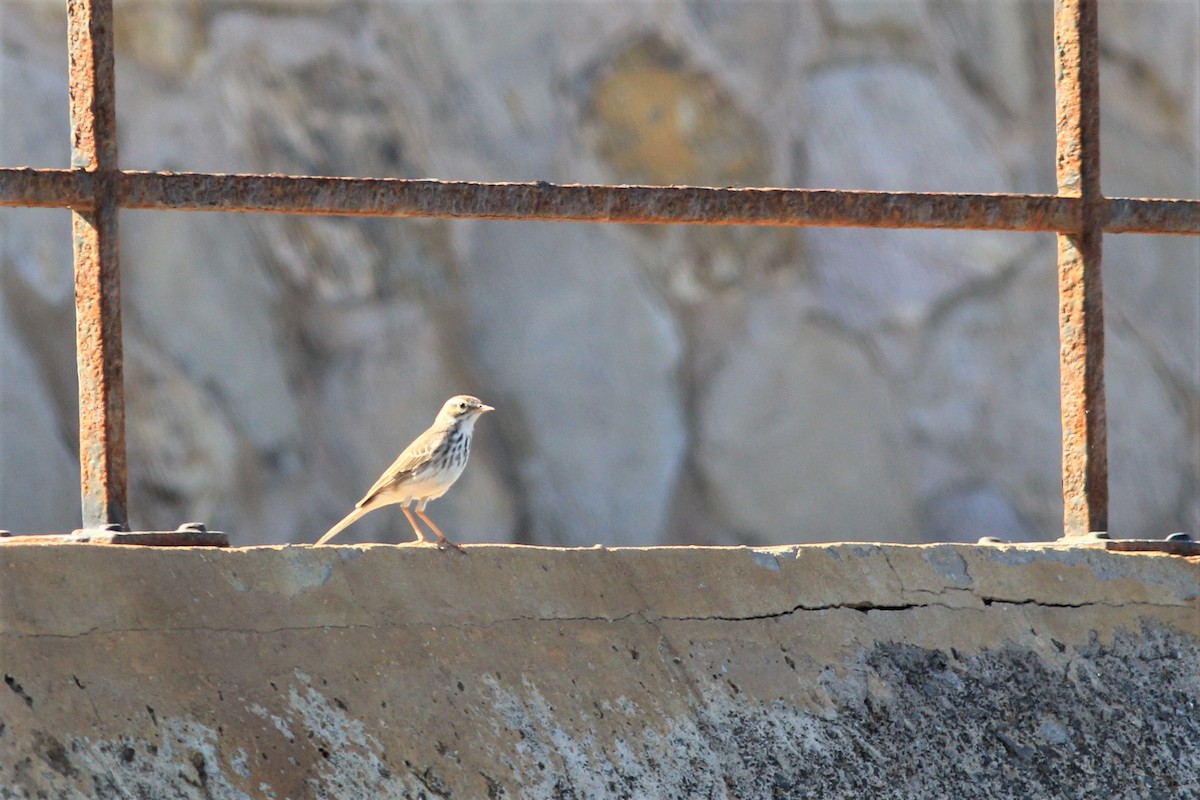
left=458, top=401, right=468, bottom=410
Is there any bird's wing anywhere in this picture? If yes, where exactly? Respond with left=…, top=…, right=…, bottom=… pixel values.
left=355, top=423, right=443, bottom=508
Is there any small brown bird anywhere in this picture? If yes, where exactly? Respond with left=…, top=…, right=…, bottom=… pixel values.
left=317, top=395, right=494, bottom=548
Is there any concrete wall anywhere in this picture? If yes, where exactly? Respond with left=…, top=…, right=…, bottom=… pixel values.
left=2, top=542, right=1198, bottom=798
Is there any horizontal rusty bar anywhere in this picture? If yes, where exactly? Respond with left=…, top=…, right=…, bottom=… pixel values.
left=0, top=167, right=92, bottom=208
left=1106, top=198, right=1200, bottom=235
left=117, top=172, right=1080, bottom=231
left=2, top=167, right=1199, bottom=235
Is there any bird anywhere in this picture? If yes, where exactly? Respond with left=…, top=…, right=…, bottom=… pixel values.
left=317, top=395, right=494, bottom=548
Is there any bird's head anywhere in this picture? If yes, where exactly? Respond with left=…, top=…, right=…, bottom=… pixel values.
left=437, top=395, right=494, bottom=426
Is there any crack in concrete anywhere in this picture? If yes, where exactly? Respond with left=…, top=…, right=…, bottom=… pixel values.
left=4, top=598, right=1187, bottom=640
left=69, top=672, right=105, bottom=729
left=879, top=548, right=908, bottom=594
left=630, top=595, right=1172, bottom=624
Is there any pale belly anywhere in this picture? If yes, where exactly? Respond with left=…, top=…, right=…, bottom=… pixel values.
left=375, top=462, right=466, bottom=507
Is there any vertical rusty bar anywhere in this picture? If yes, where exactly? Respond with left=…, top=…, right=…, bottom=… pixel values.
left=1054, top=0, right=1107, bottom=537
left=68, top=0, right=127, bottom=528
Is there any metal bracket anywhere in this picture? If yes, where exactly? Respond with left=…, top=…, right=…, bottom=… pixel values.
left=0, top=523, right=228, bottom=547
left=1053, top=531, right=1199, bottom=556
left=1082, top=539, right=1200, bottom=557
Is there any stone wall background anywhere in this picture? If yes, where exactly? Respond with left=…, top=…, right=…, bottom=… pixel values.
left=0, top=0, right=1196, bottom=545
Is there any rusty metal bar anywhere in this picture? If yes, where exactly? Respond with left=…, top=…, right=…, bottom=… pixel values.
left=68, top=0, right=127, bottom=529
left=1105, top=198, right=1200, bottom=235
left=4, top=167, right=1198, bottom=234
left=107, top=176, right=1200, bottom=234
left=118, top=173, right=1081, bottom=230
left=0, top=168, right=92, bottom=207
left=1055, top=0, right=1107, bottom=538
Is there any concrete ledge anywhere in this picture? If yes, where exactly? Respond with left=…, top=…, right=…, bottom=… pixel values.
left=1, top=543, right=1197, bottom=798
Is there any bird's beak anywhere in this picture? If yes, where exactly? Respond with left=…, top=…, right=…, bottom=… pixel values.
left=478, top=404, right=495, bottom=413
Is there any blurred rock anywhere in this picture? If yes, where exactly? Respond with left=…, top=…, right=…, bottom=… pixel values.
left=911, top=258, right=1194, bottom=540
left=0, top=305, right=78, bottom=534
left=125, top=337, right=243, bottom=533
left=909, top=260, right=1064, bottom=539
left=927, top=0, right=1045, bottom=119
left=1106, top=314, right=1195, bottom=540
left=803, top=64, right=1012, bottom=331
left=1102, top=115, right=1200, bottom=393
left=584, top=34, right=770, bottom=186
left=464, top=222, right=685, bottom=546
left=0, top=43, right=70, bottom=170
left=923, top=486, right=1038, bottom=544
left=698, top=290, right=921, bottom=543
left=686, top=0, right=819, bottom=107
left=824, top=0, right=922, bottom=36
left=1100, top=0, right=1199, bottom=144
left=114, top=0, right=205, bottom=76
left=121, top=211, right=300, bottom=456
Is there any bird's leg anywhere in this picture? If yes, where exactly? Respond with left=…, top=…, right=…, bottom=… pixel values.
left=400, top=506, right=428, bottom=544
left=416, top=509, right=464, bottom=551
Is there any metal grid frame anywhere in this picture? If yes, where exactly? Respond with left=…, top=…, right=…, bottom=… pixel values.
left=1, top=0, right=1197, bottom=539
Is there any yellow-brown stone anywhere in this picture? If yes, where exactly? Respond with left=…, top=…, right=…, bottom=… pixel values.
left=586, top=36, right=769, bottom=186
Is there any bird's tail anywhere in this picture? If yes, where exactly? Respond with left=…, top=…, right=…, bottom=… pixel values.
left=316, top=506, right=369, bottom=545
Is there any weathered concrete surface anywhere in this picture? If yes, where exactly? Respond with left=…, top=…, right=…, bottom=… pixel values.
left=1, top=543, right=1197, bottom=799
